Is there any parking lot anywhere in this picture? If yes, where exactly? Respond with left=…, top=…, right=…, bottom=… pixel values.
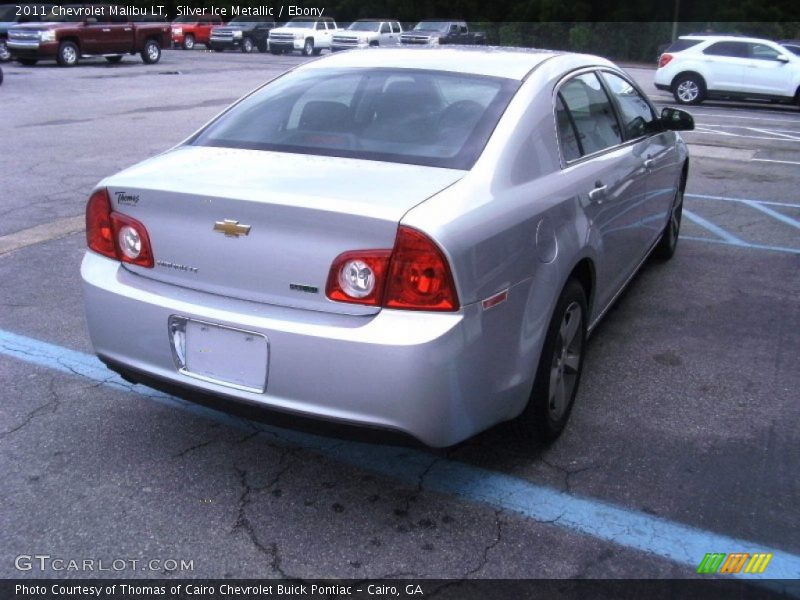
left=1, top=49, right=799, bottom=585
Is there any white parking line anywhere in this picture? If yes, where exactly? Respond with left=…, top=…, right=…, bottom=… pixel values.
left=752, top=158, right=800, bottom=166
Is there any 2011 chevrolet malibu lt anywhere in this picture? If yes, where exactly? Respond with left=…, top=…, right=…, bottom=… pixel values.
left=81, top=48, right=693, bottom=447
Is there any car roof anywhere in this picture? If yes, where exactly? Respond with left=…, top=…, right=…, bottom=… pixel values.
left=679, top=34, right=781, bottom=45
left=298, top=46, right=612, bottom=80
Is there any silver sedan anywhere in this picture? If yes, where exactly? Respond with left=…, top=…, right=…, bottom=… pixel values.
left=81, top=47, right=692, bottom=447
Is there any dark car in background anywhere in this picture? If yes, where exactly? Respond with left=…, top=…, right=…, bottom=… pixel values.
left=0, top=4, right=53, bottom=61
left=399, top=21, right=485, bottom=46
left=209, top=16, right=275, bottom=53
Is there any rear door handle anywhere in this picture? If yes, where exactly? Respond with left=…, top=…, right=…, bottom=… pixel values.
left=588, top=183, right=608, bottom=203
left=643, top=158, right=655, bottom=169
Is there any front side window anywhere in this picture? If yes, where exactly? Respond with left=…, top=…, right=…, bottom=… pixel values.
left=601, top=71, right=656, bottom=139
left=380, top=23, right=390, bottom=34
left=557, top=72, right=622, bottom=158
left=192, top=68, right=519, bottom=170
left=749, top=43, right=781, bottom=60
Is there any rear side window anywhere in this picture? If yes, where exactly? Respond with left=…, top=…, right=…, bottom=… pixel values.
left=392, top=22, right=401, bottom=33
left=665, top=39, right=702, bottom=52
left=784, top=44, right=800, bottom=56
left=557, top=72, right=622, bottom=159
left=703, top=41, right=748, bottom=58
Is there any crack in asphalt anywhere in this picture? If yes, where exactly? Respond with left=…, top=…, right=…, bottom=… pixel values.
left=0, top=377, right=62, bottom=439
left=463, top=509, right=504, bottom=578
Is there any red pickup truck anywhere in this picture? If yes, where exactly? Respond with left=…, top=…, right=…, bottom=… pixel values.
left=7, top=5, right=170, bottom=66
left=171, top=14, right=223, bottom=50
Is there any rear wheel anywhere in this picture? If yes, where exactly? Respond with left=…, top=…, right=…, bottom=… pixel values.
left=241, top=37, right=254, bottom=53
left=672, top=74, right=705, bottom=105
left=654, top=173, right=685, bottom=260
left=105, top=55, right=123, bottom=64
left=56, top=41, right=79, bottom=67
left=515, top=279, right=587, bottom=443
left=302, top=38, right=314, bottom=56
left=141, top=39, right=161, bottom=64
left=183, top=34, right=195, bottom=50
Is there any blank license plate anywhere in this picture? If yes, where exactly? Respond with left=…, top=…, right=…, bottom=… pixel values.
left=182, top=320, right=268, bottom=393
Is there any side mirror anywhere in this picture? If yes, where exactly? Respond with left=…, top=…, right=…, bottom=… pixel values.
left=776, top=55, right=790, bottom=63
left=660, top=107, right=694, bottom=131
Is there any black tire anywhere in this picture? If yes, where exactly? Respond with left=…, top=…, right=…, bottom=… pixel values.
left=105, top=55, right=123, bottom=64
left=0, top=38, right=11, bottom=62
left=672, top=74, right=705, bottom=105
left=301, top=38, right=313, bottom=56
left=182, top=34, right=195, bottom=50
left=312, top=47, right=322, bottom=56
left=241, top=37, right=254, bottom=53
left=654, top=171, right=686, bottom=260
left=515, top=279, right=588, bottom=443
left=17, top=58, right=37, bottom=66
left=258, top=41, right=267, bottom=53
left=56, top=41, right=79, bottom=67
left=0, top=66, right=3, bottom=85
left=140, top=39, right=161, bottom=64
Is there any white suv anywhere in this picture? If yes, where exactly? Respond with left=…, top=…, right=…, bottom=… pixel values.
left=654, top=35, right=800, bottom=108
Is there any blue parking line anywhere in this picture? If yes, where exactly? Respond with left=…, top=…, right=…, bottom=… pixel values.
left=2, top=328, right=800, bottom=583
left=740, top=200, right=800, bottom=231
left=682, top=209, right=747, bottom=245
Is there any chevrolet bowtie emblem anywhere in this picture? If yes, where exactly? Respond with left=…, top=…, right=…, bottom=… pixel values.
left=213, top=219, right=251, bottom=238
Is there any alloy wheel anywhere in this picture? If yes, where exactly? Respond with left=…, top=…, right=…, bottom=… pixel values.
left=676, top=80, right=699, bottom=103
left=548, top=301, right=583, bottom=421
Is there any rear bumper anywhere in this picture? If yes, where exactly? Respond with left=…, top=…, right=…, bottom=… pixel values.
left=81, top=252, right=533, bottom=446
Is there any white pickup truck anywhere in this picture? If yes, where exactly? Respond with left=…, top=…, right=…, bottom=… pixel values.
left=268, top=17, right=338, bottom=56
left=331, top=19, right=403, bottom=51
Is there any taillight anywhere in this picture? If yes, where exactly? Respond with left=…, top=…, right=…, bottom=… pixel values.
left=85, top=188, right=154, bottom=268
left=326, top=226, right=459, bottom=312
left=658, top=53, right=674, bottom=68
left=86, top=189, right=115, bottom=259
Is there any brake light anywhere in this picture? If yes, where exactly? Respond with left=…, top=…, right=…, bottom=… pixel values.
left=658, top=53, right=674, bottom=68
left=326, top=226, right=459, bottom=311
left=85, top=188, right=154, bottom=268
left=384, top=226, right=459, bottom=311
left=86, top=189, right=115, bottom=259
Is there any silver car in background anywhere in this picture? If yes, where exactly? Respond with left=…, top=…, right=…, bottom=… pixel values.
left=331, top=19, right=403, bottom=51
left=81, top=48, right=693, bottom=447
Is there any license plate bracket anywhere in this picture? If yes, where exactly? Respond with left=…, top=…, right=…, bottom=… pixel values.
left=169, top=316, right=268, bottom=393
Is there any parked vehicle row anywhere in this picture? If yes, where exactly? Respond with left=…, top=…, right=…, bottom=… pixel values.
left=655, top=34, right=800, bottom=108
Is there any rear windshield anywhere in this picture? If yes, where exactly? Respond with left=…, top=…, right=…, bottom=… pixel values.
left=192, top=68, right=519, bottom=170
left=666, top=39, right=703, bottom=52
